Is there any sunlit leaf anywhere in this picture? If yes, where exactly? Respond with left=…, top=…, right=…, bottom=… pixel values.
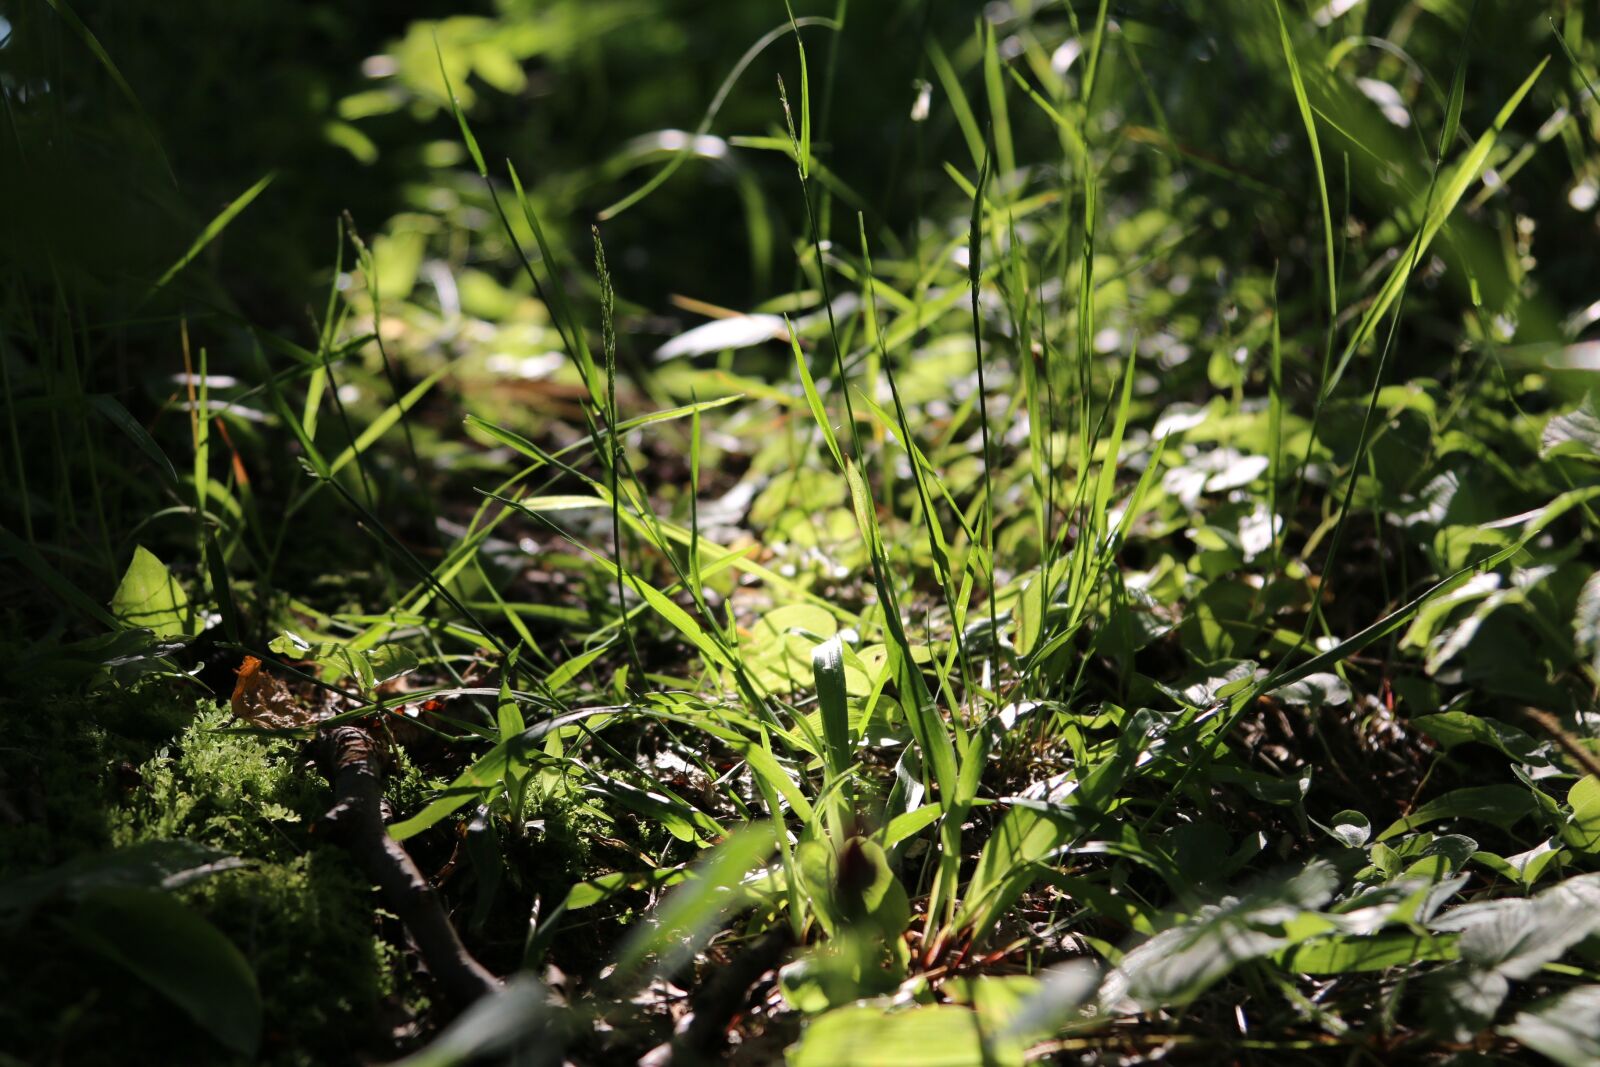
left=110, top=546, right=194, bottom=639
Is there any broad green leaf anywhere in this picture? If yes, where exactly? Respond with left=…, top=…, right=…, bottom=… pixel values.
left=789, top=1003, right=1002, bottom=1067
left=744, top=602, right=839, bottom=695
left=1112, top=862, right=1338, bottom=1010
left=998, top=962, right=1101, bottom=1046
left=67, top=887, right=261, bottom=1056
left=1378, top=786, right=1538, bottom=842
left=1474, top=839, right=1563, bottom=889
left=110, top=546, right=193, bottom=639
left=1542, top=394, right=1600, bottom=461
left=1255, top=485, right=1600, bottom=704
left=1562, top=776, right=1600, bottom=853
left=1427, top=873, right=1600, bottom=1039
left=1501, top=986, right=1600, bottom=1067
left=1575, top=571, right=1600, bottom=675
left=1280, top=930, right=1457, bottom=974
left=268, top=632, right=419, bottom=689
left=1412, top=712, right=1543, bottom=763
left=1275, top=672, right=1352, bottom=707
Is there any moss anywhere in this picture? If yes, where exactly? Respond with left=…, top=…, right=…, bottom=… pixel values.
left=109, top=706, right=323, bottom=859
left=185, top=856, right=390, bottom=1066
left=0, top=681, right=194, bottom=871
left=0, top=692, right=414, bottom=1066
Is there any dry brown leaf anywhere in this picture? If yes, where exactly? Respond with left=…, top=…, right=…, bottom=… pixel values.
left=230, top=655, right=310, bottom=730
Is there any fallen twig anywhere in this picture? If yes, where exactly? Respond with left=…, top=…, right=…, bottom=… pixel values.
left=315, top=723, right=500, bottom=1010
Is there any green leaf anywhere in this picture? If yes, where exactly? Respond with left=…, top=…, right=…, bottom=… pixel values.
left=1542, top=394, right=1600, bottom=461
left=1438, top=29, right=1468, bottom=158
left=790, top=317, right=844, bottom=471
left=598, top=16, right=837, bottom=219
left=814, top=635, right=850, bottom=780
left=1013, top=576, right=1044, bottom=658
left=390, top=708, right=609, bottom=839
left=1324, top=810, right=1372, bottom=849
left=1327, top=57, right=1548, bottom=392
left=1275, top=672, right=1352, bottom=707
left=585, top=776, right=723, bottom=844
left=958, top=804, right=1081, bottom=939
left=1475, top=839, right=1563, bottom=889
left=268, top=632, right=419, bottom=689
left=110, top=546, right=194, bottom=639
left=1377, top=786, right=1539, bottom=841
left=1501, top=986, right=1600, bottom=1067
left=616, top=823, right=776, bottom=976
left=40, top=0, right=172, bottom=181
left=1114, top=862, right=1339, bottom=1009
left=0, top=841, right=242, bottom=920
left=1412, top=712, right=1543, bottom=763
left=66, top=887, right=261, bottom=1056
left=1271, top=0, right=1337, bottom=344
left=1281, top=930, right=1458, bottom=974
left=787, top=0, right=810, bottom=178
left=546, top=646, right=607, bottom=691
left=326, top=364, right=450, bottom=478
left=391, top=975, right=554, bottom=1067
left=145, top=172, right=276, bottom=301
left=925, top=40, right=984, bottom=171
left=1575, top=571, right=1600, bottom=675
left=1427, top=873, right=1600, bottom=1040
left=789, top=1003, right=1005, bottom=1067
left=564, top=867, right=684, bottom=911
left=88, top=395, right=178, bottom=488
left=796, top=837, right=909, bottom=945
left=1562, top=776, right=1600, bottom=853
left=1254, top=483, right=1600, bottom=705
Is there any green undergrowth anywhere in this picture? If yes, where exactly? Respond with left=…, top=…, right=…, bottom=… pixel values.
left=8, top=0, right=1600, bottom=1064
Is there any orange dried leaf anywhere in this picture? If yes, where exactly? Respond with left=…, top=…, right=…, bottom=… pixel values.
left=230, top=655, right=309, bottom=730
